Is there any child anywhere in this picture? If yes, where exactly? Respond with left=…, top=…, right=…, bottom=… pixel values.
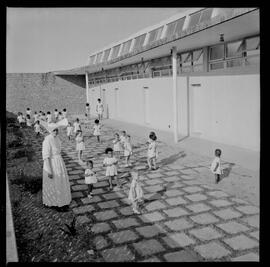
left=120, top=130, right=127, bottom=151
left=113, top=133, right=122, bottom=159
left=210, top=149, right=223, bottom=184
left=85, top=160, right=98, bottom=198
left=103, top=147, right=121, bottom=191
left=47, top=111, right=52, bottom=123
left=34, top=120, right=41, bottom=136
left=26, top=114, right=32, bottom=127
left=85, top=103, right=90, bottom=118
left=93, top=119, right=101, bottom=143
left=124, top=135, right=133, bottom=167
left=17, top=112, right=24, bottom=128
left=54, top=109, right=59, bottom=120
left=96, top=98, right=104, bottom=121
left=40, top=112, right=46, bottom=121
left=128, top=171, right=144, bottom=214
left=147, top=132, right=158, bottom=170
left=26, top=107, right=31, bottom=117
left=62, top=108, right=67, bottom=118
left=58, top=111, right=63, bottom=120
left=73, top=118, right=81, bottom=135
left=67, top=122, right=73, bottom=140
left=33, top=111, right=39, bottom=123
left=75, top=130, right=85, bottom=162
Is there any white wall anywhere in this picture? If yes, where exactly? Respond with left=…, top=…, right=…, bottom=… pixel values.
left=189, top=74, right=260, bottom=151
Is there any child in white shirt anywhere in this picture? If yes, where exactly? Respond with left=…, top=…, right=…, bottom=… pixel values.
left=93, top=119, right=101, bottom=143
left=120, top=130, right=127, bottom=152
left=75, top=130, right=85, bottom=162
left=210, top=149, right=223, bottom=184
left=124, top=135, right=133, bottom=167
left=34, top=120, right=42, bottom=136
left=147, top=132, right=158, bottom=170
left=85, top=160, right=98, bottom=198
left=46, top=111, right=52, bottom=123
left=54, top=109, right=59, bottom=120
left=113, top=133, right=122, bottom=160
left=128, top=171, right=144, bottom=214
left=66, top=122, right=73, bottom=140
left=103, top=147, right=121, bottom=191
left=73, top=118, right=81, bottom=134
left=26, top=114, right=32, bottom=127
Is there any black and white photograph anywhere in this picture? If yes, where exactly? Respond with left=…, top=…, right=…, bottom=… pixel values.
left=6, top=6, right=260, bottom=262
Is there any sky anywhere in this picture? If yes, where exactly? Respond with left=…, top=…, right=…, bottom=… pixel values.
left=7, top=8, right=189, bottom=73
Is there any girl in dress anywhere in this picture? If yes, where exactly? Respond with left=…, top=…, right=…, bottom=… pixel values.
left=54, top=109, right=59, bottom=121
left=34, top=120, right=42, bottom=136
left=73, top=118, right=81, bottom=135
left=47, top=111, right=52, bottom=123
left=210, top=149, right=223, bottom=183
left=85, top=160, right=98, bottom=198
left=128, top=171, right=144, bottom=214
left=113, top=133, right=122, bottom=160
left=26, top=114, right=32, bottom=127
left=124, top=135, right=133, bottom=167
left=96, top=98, right=104, bottom=121
left=103, top=147, right=121, bottom=191
left=75, top=130, right=85, bottom=162
left=66, top=122, right=73, bottom=140
left=120, top=130, right=127, bottom=153
left=62, top=108, right=67, bottom=119
left=93, top=119, right=101, bottom=143
left=147, top=132, right=158, bottom=170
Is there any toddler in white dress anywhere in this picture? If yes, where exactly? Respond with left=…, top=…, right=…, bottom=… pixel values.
left=147, top=132, right=158, bottom=170
left=73, top=118, right=81, bottom=134
left=66, top=122, right=73, bottom=140
left=85, top=160, right=98, bottom=198
left=210, top=149, right=223, bottom=183
left=124, top=135, right=133, bottom=167
left=113, top=133, right=122, bottom=159
left=93, top=119, right=101, bottom=143
left=75, top=130, right=85, bottom=162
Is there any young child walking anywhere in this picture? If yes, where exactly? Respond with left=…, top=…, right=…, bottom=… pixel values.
left=124, top=135, right=133, bottom=167
left=147, top=132, right=158, bottom=170
left=66, top=122, right=73, bottom=140
left=75, top=130, right=85, bottom=162
left=113, top=133, right=122, bottom=160
left=73, top=118, right=81, bottom=135
left=93, top=119, right=101, bottom=143
left=128, top=171, right=144, bottom=214
left=103, top=147, right=122, bottom=191
left=210, top=149, right=223, bottom=184
left=85, top=160, right=98, bottom=198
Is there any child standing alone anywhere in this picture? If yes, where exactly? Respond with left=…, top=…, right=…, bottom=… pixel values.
left=147, top=132, right=158, bottom=170
left=210, top=149, right=223, bottom=184
left=103, top=147, right=122, bottom=191
left=75, top=130, right=85, bottom=162
left=85, top=160, right=98, bottom=198
left=124, top=135, right=133, bottom=167
left=93, top=119, right=101, bottom=143
left=66, top=122, right=73, bottom=140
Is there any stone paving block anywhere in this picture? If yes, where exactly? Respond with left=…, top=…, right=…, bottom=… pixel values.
left=216, top=221, right=250, bottom=234
left=136, top=225, right=166, bottom=238
left=133, top=239, right=165, bottom=256
left=235, top=205, right=260, bottom=215
left=164, top=189, right=184, bottom=197
left=213, top=208, right=242, bottom=220
left=109, top=230, right=139, bottom=244
left=249, top=230, right=259, bottom=240
left=101, top=246, right=135, bottom=262
left=231, top=252, right=259, bottom=262
left=72, top=205, right=95, bottom=214
left=145, top=200, right=167, bottom=211
left=71, top=192, right=84, bottom=199
left=93, top=235, right=108, bottom=250
left=163, top=250, right=199, bottom=262
left=169, top=165, right=186, bottom=170
left=189, top=226, right=223, bottom=241
left=181, top=169, right=197, bottom=175
left=194, top=241, right=231, bottom=260
left=182, top=180, right=203, bottom=186
left=170, top=182, right=185, bottom=188
left=206, top=191, right=230, bottom=198
left=163, top=207, right=189, bottom=218
left=223, top=234, right=259, bottom=250
left=112, top=218, right=140, bottom=229
left=77, top=179, right=87, bottom=184
left=181, top=175, right=195, bottom=180
left=94, top=210, right=118, bottom=221
left=140, top=257, right=161, bottom=262
left=230, top=197, right=249, bottom=205
left=144, top=185, right=164, bottom=193
left=162, top=176, right=181, bottom=183
left=91, top=222, right=111, bottom=234
left=92, top=188, right=106, bottom=195
left=94, top=181, right=110, bottom=188
left=98, top=200, right=120, bottom=209
left=185, top=193, right=208, bottom=202
left=182, top=186, right=203, bottom=193
left=145, top=179, right=164, bottom=185
left=72, top=184, right=88, bottom=191
left=165, top=170, right=181, bottom=176
left=69, top=170, right=84, bottom=175
left=201, top=184, right=216, bottom=190
left=146, top=173, right=163, bottom=179
left=165, top=218, right=194, bottom=231
left=76, top=215, right=91, bottom=224
left=162, top=233, right=196, bottom=248
left=165, top=196, right=188, bottom=206
left=69, top=175, right=81, bottom=180
left=119, top=206, right=134, bottom=216
left=208, top=199, right=233, bottom=208
left=140, top=211, right=165, bottom=222
left=186, top=203, right=212, bottom=213
left=240, top=215, right=259, bottom=228
left=190, top=213, right=219, bottom=225
left=81, top=195, right=102, bottom=204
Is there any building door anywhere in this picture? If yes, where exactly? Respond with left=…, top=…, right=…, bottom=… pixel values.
left=114, top=88, right=119, bottom=118
left=143, top=87, right=150, bottom=124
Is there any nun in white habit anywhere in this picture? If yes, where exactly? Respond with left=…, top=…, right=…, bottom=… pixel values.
left=41, top=119, right=71, bottom=211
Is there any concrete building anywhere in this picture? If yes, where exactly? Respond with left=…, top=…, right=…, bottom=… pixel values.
left=54, top=8, right=260, bottom=151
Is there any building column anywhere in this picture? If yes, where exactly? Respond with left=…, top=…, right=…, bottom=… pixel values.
left=172, top=46, right=178, bottom=143
left=85, top=72, right=89, bottom=103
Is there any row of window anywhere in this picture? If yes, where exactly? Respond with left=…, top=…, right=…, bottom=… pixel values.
left=88, top=35, right=259, bottom=86
left=89, top=8, right=249, bottom=65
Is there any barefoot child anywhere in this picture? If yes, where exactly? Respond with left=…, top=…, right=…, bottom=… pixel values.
left=113, top=133, right=122, bottom=160
left=75, top=130, right=85, bottom=162
left=103, top=147, right=121, bottom=191
left=124, top=135, right=133, bottom=167
left=147, top=132, right=158, bottom=170
left=66, top=122, right=73, bottom=140
left=85, top=160, right=98, bottom=198
left=128, top=171, right=144, bottom=214
left=210, top=149, right=223, bottom=184
left=93, top=119, right=101, bottom=143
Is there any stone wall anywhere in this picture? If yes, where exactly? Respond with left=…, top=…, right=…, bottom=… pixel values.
left=6, top=73, right=86, bottom=115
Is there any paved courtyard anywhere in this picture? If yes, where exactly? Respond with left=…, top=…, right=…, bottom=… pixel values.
left=56, top=117, right=259, bottom=262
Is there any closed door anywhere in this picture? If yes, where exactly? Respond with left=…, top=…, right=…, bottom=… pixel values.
left=143, top=87, right=150, bottom=124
